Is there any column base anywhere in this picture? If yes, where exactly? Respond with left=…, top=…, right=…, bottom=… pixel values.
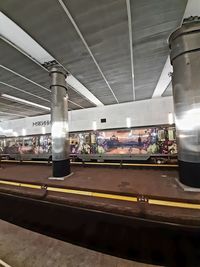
left=52, top=159, right=71, bottom=177
left=179, top=160, right=200, bottom=188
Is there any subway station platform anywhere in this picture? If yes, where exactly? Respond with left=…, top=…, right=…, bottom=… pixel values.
left=1, top=163, right=200, bottom=266
left=0, top=163, right=200, bottom=225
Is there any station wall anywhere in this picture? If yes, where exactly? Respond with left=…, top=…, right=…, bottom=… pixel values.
left=0, top=96, right=174, bottom=137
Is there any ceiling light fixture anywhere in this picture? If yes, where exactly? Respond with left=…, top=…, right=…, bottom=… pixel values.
left=42, top=126, right=46, bottom=135
left=0, top=11, right=53, bottom=64
left=66, top=75, right=104, bottom=107
left=168, top=112, right=174, bottom=125
left=152, top=57, right=172, bottom=98
left=13, top=131, right=18, bottom=137
left=126, top=117, right=131, bottom=128
left=1, top=94, right=50, bottom=111
left=92, top=121, right=97, bottom=131
left=22, top=128, right=26, bottom=136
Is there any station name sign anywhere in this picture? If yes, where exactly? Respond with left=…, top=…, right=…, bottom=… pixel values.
left=32, top=120, right=51, bottom=127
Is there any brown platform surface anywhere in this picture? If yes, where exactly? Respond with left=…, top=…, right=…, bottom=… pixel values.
left=0, top=163, right=200, bottom=226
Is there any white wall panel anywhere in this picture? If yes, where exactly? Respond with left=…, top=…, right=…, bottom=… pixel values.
left=0, top=97, right=174, bottom=136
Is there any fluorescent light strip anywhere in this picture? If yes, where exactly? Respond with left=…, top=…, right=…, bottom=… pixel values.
left=0, top=258, right=12, bottom=267
left=126, top=0, right=135, bottom=101
left=168, top=112, right=174, bottom=125
left=0, top=101, right=42, bottom=113
left=0, top=65, right=51, bottom=92
left=0, top=81, right=50, bottom=103
left=92, top=121, right=97, bottom=131
left=152, top=56, right=172, bottom=98
left=22, top=128, right=26, bottom=136
left=58, top=0, right=119, bottom=104
left=68, top=99, right=84, bottom=109
left=0, top=77, right=85, bottom=110
left=0, top=11, right=54, bottom=64
left=1, top=94, right=50, bottom=111
left=126, top=117, right=131, bottom=128
left=0, top=73, right=88, bottom=110
left=0, top=12, right=104, bottom=107
left=0, top=100, right=51, bottom=115
left=1, top=36, right=49, bottom=74
left=67, top=75, right=103, bottom=107
left=42, top=126, right=46, bottom=135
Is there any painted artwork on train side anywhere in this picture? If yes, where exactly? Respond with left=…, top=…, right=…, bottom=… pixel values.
left=2, top=135, right=51, bottom=155
left=69, top=126, right=177, bottom=155
left=0, top=126, right=177, bottom=156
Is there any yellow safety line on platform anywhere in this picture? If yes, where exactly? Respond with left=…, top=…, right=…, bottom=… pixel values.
left=122, top=163, right=178, bottom=167
left=2, top=160, right=20, bottom=163
left=23, top=160, right=49, bottom=164
left=0, top=180, right=41, bottom=190
left=47, top=187, right=92, bottom=196
left=91, top=192, right=137, bottom=202
left=20, top=183, right=42, bottom=189
left=82, top=162, right=121, bottom=166
left=74, top=162, right=178, bottom=167
left=0, top=180, right=20, bottom=187
left=47, top=186, right=137, bottom=202
left=0, top=179, right=200, bottom=210
left=149, top=199, right=200, bottom=210
left=1, top=159, right=178, bottom=167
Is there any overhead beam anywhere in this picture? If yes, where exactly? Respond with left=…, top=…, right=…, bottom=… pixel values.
left=0, top=65, right=51, bottom=92
left=152, top=0, right=200, bottom=98
left=0, top=80, right=83, bottom=110
left=0, top=100, right=45, bottom=113
left=1, top=94, right=50, bottom=111
left=0, top=11, right=103, bottom=107
left=0, top=81, right=50, bottom=103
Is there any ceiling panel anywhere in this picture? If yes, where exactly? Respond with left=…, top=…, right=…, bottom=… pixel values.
left=0, top=80, right=50, bottom=107
left=0, top=0, right=188, bottom=121
left=131, top=0, right=187, bottom=100
left=0, top=38, right=94, bottom=120
left=0, top=39, right=50, bottom=88
left=0, top=97, right=47, bottom=118
left=0, top=0, right=115, bottom=104
left=63, top=0, right=133, bottom=102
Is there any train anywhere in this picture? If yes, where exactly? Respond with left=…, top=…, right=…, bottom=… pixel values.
left=0, top=124, right=177, bottom=164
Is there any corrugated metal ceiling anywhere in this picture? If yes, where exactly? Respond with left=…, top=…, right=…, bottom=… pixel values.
left=0, top=0, right=187, bottom=121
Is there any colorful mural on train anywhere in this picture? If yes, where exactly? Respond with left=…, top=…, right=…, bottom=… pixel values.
left=0, top=125, right=177, bottom=157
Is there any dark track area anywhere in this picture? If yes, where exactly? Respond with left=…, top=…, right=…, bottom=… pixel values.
left=0, top=192, right=200, bottom=267
left=0, top=163, right=200, bottom=266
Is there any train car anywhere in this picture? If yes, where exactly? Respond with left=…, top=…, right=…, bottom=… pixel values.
left=0, top=125, right=177, bottom=164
